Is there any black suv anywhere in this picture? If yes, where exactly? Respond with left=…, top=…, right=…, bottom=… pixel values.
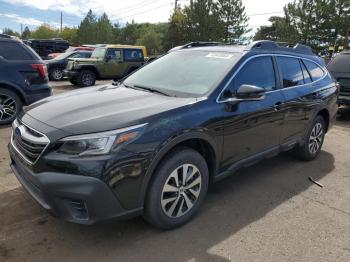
left=0, top=37, right=51, bottom=125
left=327, top=51, right=350, bottom=106
left=8, top=41, right=338, bottom=229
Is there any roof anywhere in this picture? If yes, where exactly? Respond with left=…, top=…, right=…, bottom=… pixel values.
left=105, top=44, right=146, bottom=49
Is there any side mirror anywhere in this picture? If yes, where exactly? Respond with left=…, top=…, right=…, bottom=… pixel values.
left=222, top=84, right=266, bottom=103
left=236, top=84, right=265, bottom=100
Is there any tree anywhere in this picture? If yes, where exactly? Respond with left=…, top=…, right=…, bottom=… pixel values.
left=96, top=13, right=114, bottom=43
left=30, top=24, right=58, bottom=39
left=217, top=0, right=250, bottom=43
left=136, top=29, right=163, bottom=55
left=254, top=16, right=299, bottom=43
left=59, top=27, right=78, bottom=44
left=77, top=10, right=97, bottom=44
left=183, top=0, right=222, bottom=42
left=163, top=8, right=187, bottom=50
left=2, top=28, right=20, bottom=37
left=21, top=26, right=31, bottom=39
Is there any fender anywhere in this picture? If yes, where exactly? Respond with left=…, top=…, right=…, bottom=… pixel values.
left=138, top=130, right=220, bottom=206
left=0, top=81, right=27, bottom=104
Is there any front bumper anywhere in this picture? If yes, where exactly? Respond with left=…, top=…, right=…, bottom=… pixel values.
left=9, top=145, right=142, bottom=224
left=63, top=69, right=79, bottom=78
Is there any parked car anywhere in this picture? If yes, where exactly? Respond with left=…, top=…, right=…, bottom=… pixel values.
left=64, top=45, right=147, bottom=87
left=8, top=41, right=337, bottom=229
left=47, top=46, right=95, bottom=60
left=26, top=39, right=69, bottom=59
left=327, top=50, right=350, bottom=107
left=46, top=51, right=92, bottom=81
left=0, top=36, right=51, bottom=125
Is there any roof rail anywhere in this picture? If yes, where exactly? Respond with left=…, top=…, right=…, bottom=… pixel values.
left=246, top=40, right=314, bottom=55
left=168, top=42, right=221, bottom=52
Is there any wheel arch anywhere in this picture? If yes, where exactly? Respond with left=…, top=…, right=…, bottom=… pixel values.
left=0, top=82, right=27, bottom=104
left=79, top=65, right=100, bottom=79
left=139, top=131, right=219, bottom=206
left=317, top=108, right=330, bottom=133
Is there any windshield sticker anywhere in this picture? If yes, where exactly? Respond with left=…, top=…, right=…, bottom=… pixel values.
left=206, top=53, right=234, bottom=59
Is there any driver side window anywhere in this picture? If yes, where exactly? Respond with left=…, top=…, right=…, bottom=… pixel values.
left=229, top=56, right=276, bottom=93
left=106, top=49, right=122, bottom=61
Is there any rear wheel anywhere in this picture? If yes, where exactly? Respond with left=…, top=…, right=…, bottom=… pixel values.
left=0, top=88, right=22, bottom=125
left=49, top=68, right=64, bottom=81
left=77, top=70, right=96, bottom=87
left=144, top=147, right=209, bottom=229
left=294, top=115, right=326, bottom=161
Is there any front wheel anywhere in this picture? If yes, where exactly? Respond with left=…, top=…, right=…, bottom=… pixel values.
left=294, top=115, right=326, bottom=161
left=144, top=147, right=209, bottom=229
left=77, top=70, right=96, bottom=87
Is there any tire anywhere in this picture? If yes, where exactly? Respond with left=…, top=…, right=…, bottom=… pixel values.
left=49, top=68, right=64, bottom=81
left=294, top=115, right=326, bottom=161
left=76, top=70, right=96, bottom=87
left=144, top=147, right=209, bottom=229
left=0, top=88, right=22, bottom=125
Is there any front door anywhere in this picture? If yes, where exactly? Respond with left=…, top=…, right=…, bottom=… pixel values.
left=221, top=55, right=285, bottom=168
left=101, top=48, right=127, bottom=78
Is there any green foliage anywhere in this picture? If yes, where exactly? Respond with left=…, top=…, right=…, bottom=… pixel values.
left=2, top=28, right=21, bottom=37
left=96, top=13, right=114, bottom=43
left=77, top=9, right=97, bottom=44
left=59, top=27, right=78, bottom=44
left=21, top=26, right=31, bottom=39
left=30, top=24, right=59, bottom=39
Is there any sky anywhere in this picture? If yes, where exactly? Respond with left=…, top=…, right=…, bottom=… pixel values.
left=0, top=0, right=292, bottom=33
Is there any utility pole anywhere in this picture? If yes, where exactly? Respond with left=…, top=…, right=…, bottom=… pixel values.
left=60, top=12, right=63, bottom=33
left=345, top=28, right=349, bottom=50
left=20, top=24, right=23, bottom=36
left=174, top=0, right=178, bottom=11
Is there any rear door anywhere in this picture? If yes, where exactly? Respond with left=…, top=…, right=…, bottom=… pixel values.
left=277, top=56, right=327, bottom=144
left=123, top=48, right=144, bottom=76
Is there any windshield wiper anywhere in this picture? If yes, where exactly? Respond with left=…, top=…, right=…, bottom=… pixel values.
left=124, top=84, right=172, bottom=97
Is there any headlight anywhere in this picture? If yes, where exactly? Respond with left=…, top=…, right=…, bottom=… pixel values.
left=57, top=123, right=147, bottom=156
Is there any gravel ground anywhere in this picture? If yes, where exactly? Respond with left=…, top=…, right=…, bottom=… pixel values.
left=0, top=83, right=349, bottom=262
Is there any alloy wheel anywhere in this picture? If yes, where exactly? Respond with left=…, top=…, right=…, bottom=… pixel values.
left=309, top=122, right=323, bottom=154
left=0, top=94, right=17, bottom=122
left=52, top=69, right=63, bottom=80
left=82, top=73, right=93, bottom=86
left=161, top=164, right=202, bottom=218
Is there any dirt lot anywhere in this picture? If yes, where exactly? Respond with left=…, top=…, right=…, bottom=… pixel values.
left=0, top=82, right=349, bottom=262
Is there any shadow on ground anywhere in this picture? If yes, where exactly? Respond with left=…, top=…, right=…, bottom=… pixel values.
left=0, top=150, right=335, bottom=261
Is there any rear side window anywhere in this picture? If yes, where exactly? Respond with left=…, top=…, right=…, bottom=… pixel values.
left=300, top=60, right=312, bottom=84
left=0, top=42, right=33, bottom=60
left=230, top=56, right=276, bottom=91
left=303, top=60, right=324, bottom=81
left=124, top=49, right=144, bottom=62
left=276, top=57, right=304, bottom=88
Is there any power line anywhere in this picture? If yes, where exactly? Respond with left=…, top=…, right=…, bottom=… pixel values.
left=117, top=2, right=173, bottom=20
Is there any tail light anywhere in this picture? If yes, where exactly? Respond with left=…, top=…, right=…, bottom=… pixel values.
left=31, top=64, right=48, bottom=79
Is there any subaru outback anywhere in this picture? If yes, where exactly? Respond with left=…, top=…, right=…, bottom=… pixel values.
left=64, top=45, right=147, bottom=87
left=9, top=41, right=338, bottom=229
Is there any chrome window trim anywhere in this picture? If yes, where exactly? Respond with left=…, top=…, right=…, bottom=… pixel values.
left=216, top=53, right=329, bottom=103
left=11, top=119, right=51, bottom=165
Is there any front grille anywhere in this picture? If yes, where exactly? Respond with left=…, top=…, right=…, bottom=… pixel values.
left=338, top=78, right=350, bottom=93
left=11, top=119, right=50, bottom=164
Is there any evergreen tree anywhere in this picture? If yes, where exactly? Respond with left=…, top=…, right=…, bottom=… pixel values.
left=77, top=10, right=97, bottom=44
left=217, top=0, right=250, bottom=43
left=21, top=26, right=31, bottom=39
left=96, top=13, right=114, bottom=43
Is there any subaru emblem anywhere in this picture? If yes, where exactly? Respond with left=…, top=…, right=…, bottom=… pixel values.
left=15, top=127, right=21, bottom=137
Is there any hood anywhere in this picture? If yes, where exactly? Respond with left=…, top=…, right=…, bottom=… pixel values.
left=24, top=85, right=195, bottom=134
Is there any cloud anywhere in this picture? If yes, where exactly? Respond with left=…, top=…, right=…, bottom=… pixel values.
left=0, top=13, right=70, bottom=28
left=3, top=0, right=174, bottom=23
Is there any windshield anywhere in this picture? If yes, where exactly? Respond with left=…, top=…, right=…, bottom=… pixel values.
left=124, top=51, right=240, bottom=97
left=327, top=53, right=350, bottom=73
left=91, top=48, right=106, bottom=59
